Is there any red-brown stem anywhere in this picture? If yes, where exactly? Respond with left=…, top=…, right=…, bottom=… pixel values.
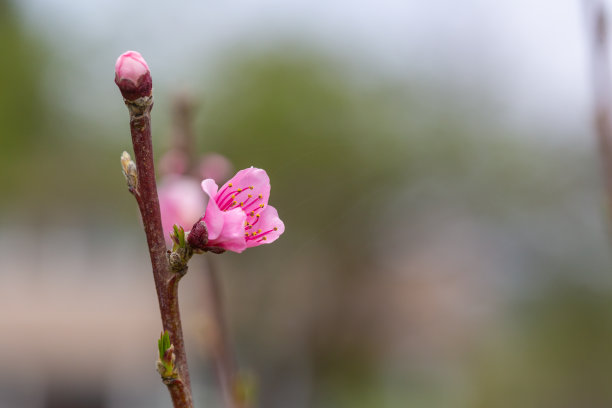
left=125, top=96, right=193, bottom=408
left=166, top=378, right=193, bottom=407
left=203, top=255, right=244, bottom=408
left=585, top=0, right=612, bottom=221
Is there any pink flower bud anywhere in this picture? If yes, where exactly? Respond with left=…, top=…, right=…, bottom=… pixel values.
left=114, top=51, right=152, bottom=100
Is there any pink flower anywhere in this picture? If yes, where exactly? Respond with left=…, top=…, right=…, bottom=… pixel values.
left=193, top=167, right=285, bottom=253
left=158, top=175, right=207, bottom=242
left=114, top=50, right=152, bottom=100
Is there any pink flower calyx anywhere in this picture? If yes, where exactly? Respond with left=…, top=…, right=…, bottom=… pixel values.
left=187, top=220, right=209, bottom=250
left=114, top=51, right=152, bottom=100
left=189, top=167, right=285, bottom=254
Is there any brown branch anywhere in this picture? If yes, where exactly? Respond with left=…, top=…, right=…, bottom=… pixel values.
left=166, top=377, right=193, bottom=407
left=585, top=0, right=612, bottom=220
left=172, top=93, right=198, bottom=168
left=124, top=95, right=193, bottom=408
left=203, top=255, right=245, bottom=408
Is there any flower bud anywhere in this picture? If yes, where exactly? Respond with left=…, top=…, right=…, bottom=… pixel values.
left=114, top=51, right=152, bottom=100
left=187, top=220, right=208, bottom=250
left=120, top=151, right=138, bottom=191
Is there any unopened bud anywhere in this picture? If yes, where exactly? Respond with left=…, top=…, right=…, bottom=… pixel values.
left=157, top=331, right=178, bottom=380
left=120, top=151, right=138, bottom=192
left=114, top=51, right=152, bottom=101
left=187, top=220, right=208, bottom=250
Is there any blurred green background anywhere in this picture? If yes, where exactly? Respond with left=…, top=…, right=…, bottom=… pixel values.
left=2, top=0, right=612, bottom=407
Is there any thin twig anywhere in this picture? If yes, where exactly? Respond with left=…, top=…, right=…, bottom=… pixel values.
left=172, top=93, right=198, bottom=168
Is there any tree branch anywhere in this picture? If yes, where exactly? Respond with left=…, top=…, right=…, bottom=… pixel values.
left=123, top=94, right=194, bottom=408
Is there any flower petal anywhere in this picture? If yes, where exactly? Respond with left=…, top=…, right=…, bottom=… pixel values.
left=201, top=178, right=219, bottom=199
left=216, top=167, right=271, bottom=211
left=201, top=179, right=224, bottom=240
left=246, top=205, right=285, bottom=248
left=115, top=51, right=149, bottom=85
left=208, top=208, right=248, bottom=253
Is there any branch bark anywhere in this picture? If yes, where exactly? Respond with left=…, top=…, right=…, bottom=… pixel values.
left=124, top=95, right=194, bottom=408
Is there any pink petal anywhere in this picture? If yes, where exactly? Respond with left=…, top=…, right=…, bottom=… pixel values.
left=201, top=179, right=224, bottom=240
left=246, top=205, right=285, bottom=248
left=201, top=178, right=219, bottom=198
left=114, top=50, right=152, bottom=100
left=208, top=208, right=248, bottom=253
left=216, top=167, right=270, bottom=212
left=115, top=51, right=149, bottom=85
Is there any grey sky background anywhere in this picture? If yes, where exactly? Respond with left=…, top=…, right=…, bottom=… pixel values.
left=14, top=0, right=596, bottom=141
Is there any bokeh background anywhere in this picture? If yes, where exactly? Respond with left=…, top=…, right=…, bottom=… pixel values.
left=2, top=0, right=612, bottom=407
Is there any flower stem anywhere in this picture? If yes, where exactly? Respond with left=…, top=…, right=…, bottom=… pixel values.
left=124, top=95, right=193, bottom=408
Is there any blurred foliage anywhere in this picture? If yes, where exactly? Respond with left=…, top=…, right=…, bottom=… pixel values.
left=470, top=280, right=612, bottom=408
left=194, top=49, right=610, bottom=407
left=0, top=0, right=45, bottom=194
left=0, top=0, right=126, bottom=218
